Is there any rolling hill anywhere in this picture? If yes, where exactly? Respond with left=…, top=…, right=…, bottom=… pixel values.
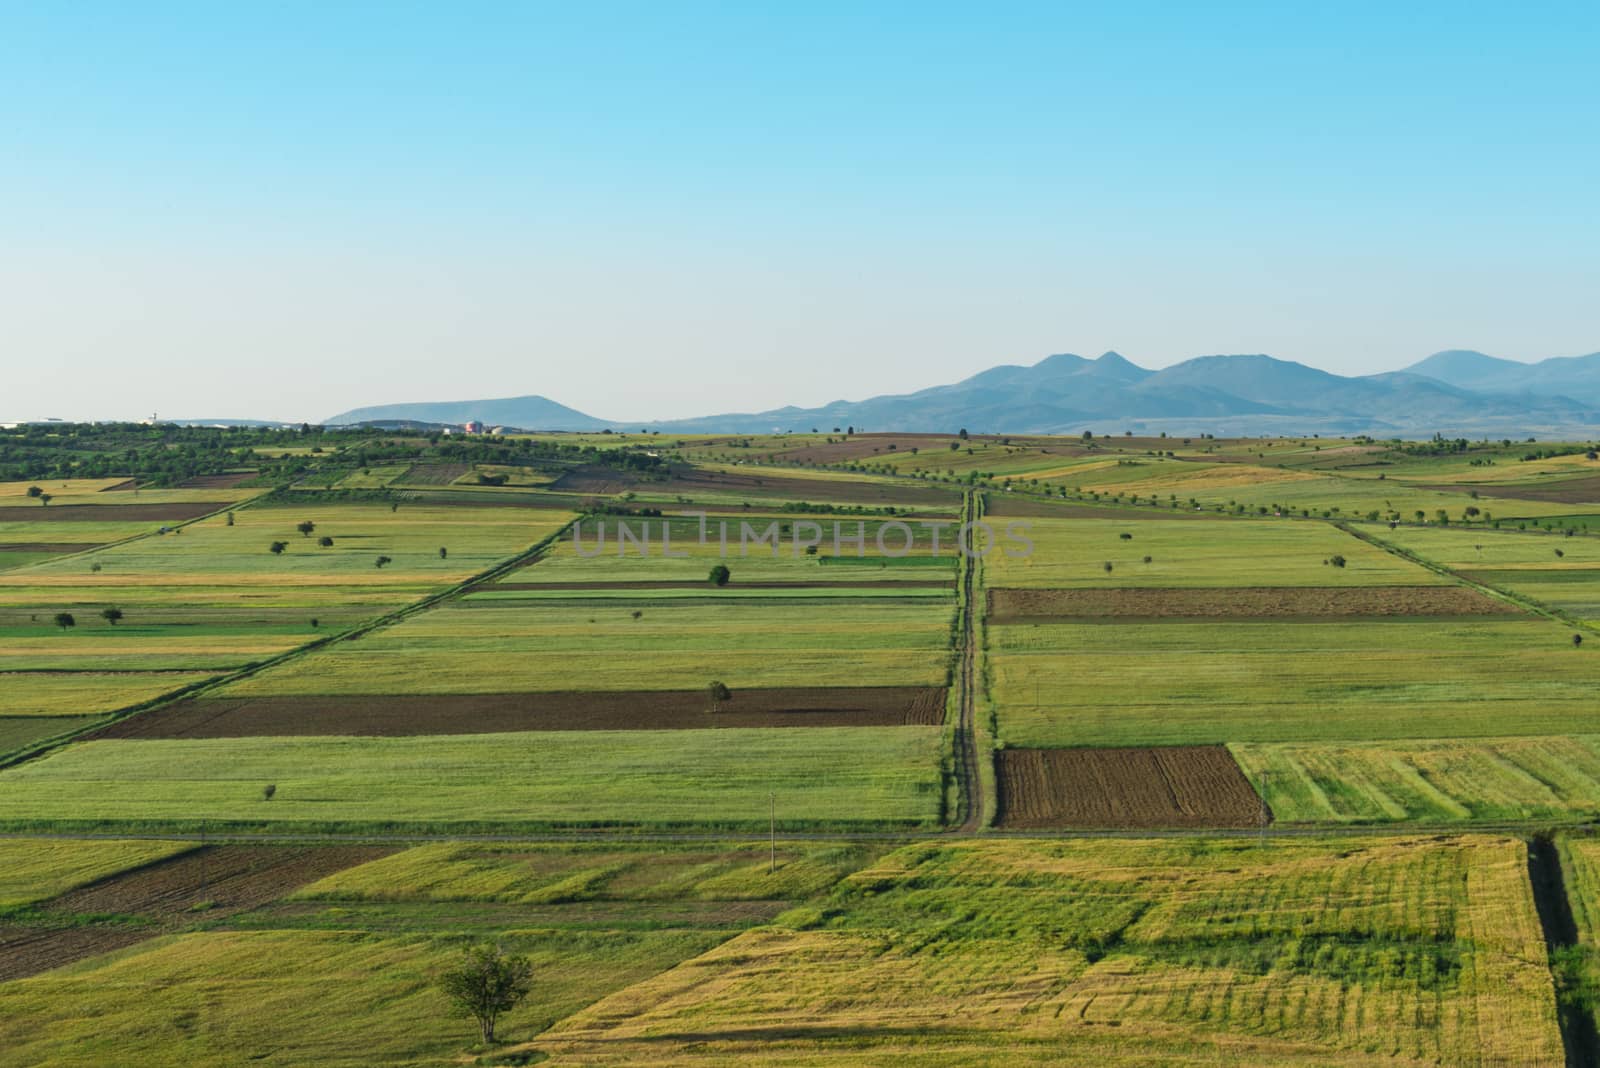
left=320, top=351, right=1600, bottom=437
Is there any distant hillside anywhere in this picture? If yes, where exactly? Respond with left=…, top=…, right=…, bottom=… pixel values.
left=323, top=395, right=611, bottom=431
left=1405, top=349, right=1600, bottom=406
left=317, top=349, right=1600, bottom=437
left=647, top=351, right=1597, bottom=437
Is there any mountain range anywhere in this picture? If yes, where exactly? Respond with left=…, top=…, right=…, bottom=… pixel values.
left=323, top=349, right=1600, bottom=437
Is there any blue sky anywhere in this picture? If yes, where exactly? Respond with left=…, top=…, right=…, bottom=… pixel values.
left=3, top=2, right=1596, bottom=421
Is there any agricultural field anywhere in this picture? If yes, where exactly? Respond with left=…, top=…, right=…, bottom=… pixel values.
left=0, top=501, right=571, bottom=751
left=7, top=428, right=1600, bottom=1064
left=0, top=728, right=945, bottom=831
left=1371, top=523, right=1600, bottom=620
left=1232, top=736, right=1600, bottom=823
left=534, top=836, right=1563, bottom=1065
left=988, top=617, right=1597, bottom=748
left=984, top=516, right=1439, bottom=587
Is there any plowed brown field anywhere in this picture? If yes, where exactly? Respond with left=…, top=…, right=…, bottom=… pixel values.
left=93, top=686, right=949, bottom=738
left=995, top=745, right=1263, bottom=829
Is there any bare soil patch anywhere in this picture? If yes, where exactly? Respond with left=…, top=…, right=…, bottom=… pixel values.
left=0, top=502, right=231, bottom=523
left=995, top=746, right=1263, bottom=829
left=1416, top=475, right=1600, bottom=504
left=92, top=686, right=949, bottom=738
left=987, top=585, right=1518, bottom=621
left=0, top=845, right=390, bottom=980
left=0, top=542, right=103, bottom=554
left=398, top=462, right=472, bottom=485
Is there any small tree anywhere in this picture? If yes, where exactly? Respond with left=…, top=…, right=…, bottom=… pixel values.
left=53, top=612, right=75, bottom=631
left=297, top=521, right=316, bottom=537
left=101, top=607, right=124, bottom=626
left=1329, top=554, right=1347, bottom=568
left=38, top=493, right=51, bottom=506
left=262, top=783, right=277, bottom=801
left=708, top=680, right=731, bottom=712
left=708, top=564, right=731, bottom=587
left=25, top=485, right=42, bottom=498
left=439, top=547, right=448, bottom=559
left=269, top=541, right=287, bottom=555
left=439, top=942, right=534, bottom=1046
left=1119, top=532, right=1133, bottom=541
left=1574, top=634, right=1584, bottom=648
left=375, top=555, right=392, bottom=569
left=1102, top=561, right=1113, bottom=573
left=318, top=536, right=334, bottom=547
left=225, top=511, right=235, bottom=527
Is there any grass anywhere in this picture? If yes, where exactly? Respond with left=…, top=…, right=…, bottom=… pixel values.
left=1556, top=835, right=1600, bottom=1038
left=535, top=835, right=1563, bottom=1065
left=1370, top=524, right=1600, bottom=619
left=0, top=927, right=725, bottom=1067
left=292, top=841, right=887, bottom=905
left=984, top=517, right=1441, bottom=588
left=0, top=672, right=221, bottom=717
left=990, top=618, right=1597, bottom=746
left=501, top=515, right=961, bottom=584
left=1232, top=735, right=1600, bottom=823
left=0, top=715, right=105, bottom=755
left=0, top=838, right=191, bottom=906
left=0, top=504, right=571, bottom=713
left=0, top=727, right=945, bottom=830
left=217, top=599, right=954, bottom=696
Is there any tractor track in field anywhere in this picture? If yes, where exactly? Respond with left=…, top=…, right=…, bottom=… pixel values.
left=953, top=491, right=984, bottom=833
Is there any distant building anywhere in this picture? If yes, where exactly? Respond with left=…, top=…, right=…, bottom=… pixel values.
left=463, top=420, right=485, bottom=435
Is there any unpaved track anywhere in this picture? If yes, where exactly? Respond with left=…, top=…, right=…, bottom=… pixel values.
left=954, top=492, right=983, bottom=833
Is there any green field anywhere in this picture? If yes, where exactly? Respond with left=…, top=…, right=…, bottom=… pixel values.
left=0, top=928, right=725, bottom=1068
left=536, top=835, right=1562, bottom=1065
left=217, top=598, right=954, bottom=696
left=984, top=517, right=1440, bottom=587
left=990, top=618, right=1597, bottom=747
left=0, top=728, right=944, bottom=830
left=1233, top=735, right=1600, bottom=822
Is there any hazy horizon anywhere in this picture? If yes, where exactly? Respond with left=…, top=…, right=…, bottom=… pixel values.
left=5, top=3, right=1598, bottom=423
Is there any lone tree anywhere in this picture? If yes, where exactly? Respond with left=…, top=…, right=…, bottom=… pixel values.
left=708, top=564, right=731, bottom=587
left=225, top=511, right=235, bottom=526
left=100, top=607, right=124, bottom=626
left=53, top=612, right=75, bottom=631
left=1575, top=634, right=1585, bottom=648
left=439, top=547, right=448, bottom=559
left=439, top=942, right=534, bottom=1046
left=269, top=541, right=288, bottom=555
left=375, top=555, right=393, bottom=569
left=1329, top=555, right=1347, bottom=568
left=1119, top=532, right=1133, bottom=541
left=25, top=485, right=42, bottom=498
left=296, top=521, right=316, bottom=537
left=318, top=536, right=333, bottom=547
left=262, top=783, right=277, bottom=801
left=708, top=680, right=731, bottom=712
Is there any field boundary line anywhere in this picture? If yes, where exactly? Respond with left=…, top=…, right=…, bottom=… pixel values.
left=0, top=512, right=578, bottom=772
left=1338, top=521, right=1600, bottom=635
left=950, top=491, right=985, bottom=834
